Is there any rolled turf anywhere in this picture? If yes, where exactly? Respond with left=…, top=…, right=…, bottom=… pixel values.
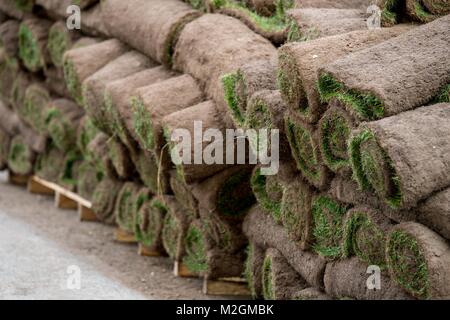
left=133, top=149, right=168, bottom=195
left=0, top=126, right=11, bottom=170
left=386, top=222, right=450, bottom=299
left=318, top=16, right=450, bottom=121
left=292, top=288, right=331, bottom=300
left=132, top=74, right=203, bottom=154
left=311, top=195, right=350, bottom=259
left=82, top=50, right=155, bottom=133
left=77, top=161, right=102, bottom=202
left=286, top=8, right=367, bottom=42
left=101, top=0, right=201, bottom=66
left=21, top=83, right=51, bottom=135
left=0, top=0, right=26, bottom=19
left=222, top=58, right=277, bottom=128
left=416, top=187, right=450, bottom=240
left=45, top=98, right=84, bottom=152
left=0, top=19, right=20, bottom=58
left=34, top=144, right=65, bottom=182
left=58, top=151, right=82, bottom=191
left=163, top=100, right=233, bottom=184
left=244, top=243, right=265, bottom=299
left=18, top=17, right=52, bottom=72
left=0, top=49, right=19, bottom=103
left=170, top=171, right=199, bottom=219
left=134, top=196, right=167, bottom=255
left=342, top=206, right=394, bottom=269
left=106, top=138, right=134, bottom=180
left=44, top=67, right=70, bottom=98
left=324, top=257, right=412, bottom=300
left=36, top=0, right=99, bottom=18
left=280, top=177, right=316, bottom=250
left=278, top=26, right=411, bottom=124
left=161, top=196, right=191, bottom=262
left=262, top=248, right=308, bottom=300
left=7, top=134, right=35, bottom=175
left=63, top=39, right=128, bottom=105
left=47, top=21, right=81, bottom=68
left=116, top=183, right=151, bottom=235
left=284, top=112, right=332, bottom=190
left=318, top=99, right=360, bottom=174
left=76, top=115, right=99, bottom=158
left=92, top=176, right=123, bottom=225
left=349, top=103, right=450, bottom=209
left=173, top=14, right=275, bottom=128
left=243, top=205, right=327, bottom=288
left=103, top=66, right=176, bottom=147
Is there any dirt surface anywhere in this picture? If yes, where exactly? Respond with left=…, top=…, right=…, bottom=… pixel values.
left=0, top=171, right=232, bottom=300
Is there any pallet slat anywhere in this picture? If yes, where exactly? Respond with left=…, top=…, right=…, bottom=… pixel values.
left=8, top=171, right=30, bottom=186
left=203, top=277, right=251, bottom=296
left=174, top=261, right=198, bottom=278
left=114, top=228, right=137, bottom=243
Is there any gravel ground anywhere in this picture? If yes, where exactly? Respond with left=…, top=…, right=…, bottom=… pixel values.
left=0, top=171, right=226, bottom=300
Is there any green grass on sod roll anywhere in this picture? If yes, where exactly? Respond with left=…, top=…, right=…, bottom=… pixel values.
left=183, top=223, right=208, bottom=274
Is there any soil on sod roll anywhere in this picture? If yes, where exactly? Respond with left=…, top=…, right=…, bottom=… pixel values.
left=161, top=195, right=191, bottom=262
left=134, top=196, right=167, bottom=255
left=0, top=127, right=11, bottom=170
left=342, top=206, right=394, bottom=269
left=286, top=8, right=367, bottom=42
left=21, top=83, right=51, bottom=135
left=0, top=0, right=27, bottom=20
left=77, top=161, right=101, bottom=202
left=92, top=176, right=123, bottom=225
left=222, top=58, right=277, bottom=128
left=173, top=14, right=275, bottom=128
left=349, top=103, right=450, bottom=210
left=10, top=70, right=40, bottom=112
left=245, top=90, right=292, bottom=160
left=280, top=177, right=316, bottom=250
left=45, top=98, right=84, bottom=152
left=132, top=74, right=203, bottom=154
left=311, top=195, right=350, bottom=259
left=17, top=120, right=47, bottom=153
left=47, top=21, right=81, bottom=68
left=324, top=257, right=412, bottom=300
left=278, top=26, right=411, bottom=124
left=7, top=134, right=36, bottom=175
left=0, top=19, right=20, bottom=57
left=82, top=50, right=155, bottom=133
left=79, top=3, right=110, bottom=38
left=44, top=67, right=71, bottom=98
left=416, top=188, right=450, bottom=240
left=106, top=138, right=134, bottom=180
left=104, top=66, right=176, bottom=146
left=58, top=151, right=82, bottom=191
left=0, top=98, right=21, bottom=136
left=387, top=222, right=450, bottom=299
left=163, top=101, right=234, bottom=184
left=285, top=112, right=332, bottom=190
left=63, top=39, right=128, bottom=105
left=251, top=161, right=297, bottom=223
left=101, top=0, right=201, bottom=66
left=0, top=49, right=18, bottom=103
left=319, top=16, right=450, bottom=121
left=318, top=99, right=360, bottom=174
left=18, top=17, right=52, bottom=72
left=244, top=243, right=266, bottom=299
left=244, top=205, right=327, bottom=288
left=170, top=171, right=199, bottom=219
left=262, top=248, right=308, bottom=300
left=292, top=288, right=331, bottom=300
left=296, top=0, right=374, bottom=9
left=35, top=0, right=100, bottom=18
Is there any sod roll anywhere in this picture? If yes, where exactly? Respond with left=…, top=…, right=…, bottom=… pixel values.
left=45, top=98, right=84, bottom=152
left=106, top=138, right=134, bottom=180
left=0, top=126, right=11, bottom=170
left=287, top=8, right=367, bottom=42
left=387, top=222, right=450, bottom=299
left=280, top=177, right=316, bottom=250
left=18, top=17, right=52, bottom=72
left=13, top=0, right=34, bottom=12
left=311, top=195, right=350, bottom=259
left=116, top=183, right=149, bottom=235
left=7, top=134, right=35, bottom=175
left=77, top=161, right=101, bottom=202
left=0, top=0, right=27, bottom=19
left=47, top=21, right=80, bottom=68
left=161, top=196, right=191, bottom=262
left=342, top=206, right=394, bottom=268
left=76, top=115, right=99, bottom=158
left=82, top=50, right=155, bottom=133
left=36, top=0, right=99, bottom=17
left=10, top=69, right=38, bottom=111
left=285, top=112, right=332, bottom=190
left=244, top=205, right=327, bottom=288
left=63, top=39, right=128, bottom=105
left=101, top=0, right=201, bottom=66
left=21, top=83, right=51, bottom=135
left=244, top=243, right=265, bottom=299
left=92, top=176, right=123, bottom=225
left=262, top=248, right=308, bottom=300
left=58, top=151, right=82, bottom=191
left=17, top=119, right=47, bottom=153
left=0, top=19, right=20, bottom=58
left=163, top=100, right=233, bottom=184
left=319, top=16, right=450, bottom=121
left=278, top=26, right=411, bottom=124
left=0, top=99, right=21, bottom=136
left=324, top=257, right=412, bottom=300
left=44, top=67, right=70, bottom=98
left=0, top=49, right=19, bottom=103
left=170, top=171, right=199, bottom=219
left=134, top=196, right=167, bottom=255
left=34, top=144, right=65, bottom=182
left=131, top=74, right=203, bottom=153
left=173, top=14, right=275, bottom=128
left=104, top=66, right=176, bottom=147
left=292, top=288, right=331, bottom=300
left=416, top=188, right=450, bottom=241
left=349, top=103, right=450, bottom=209
left=223, top=58, right=277, bottom=128
left=133, top=149, right=168, bottom=195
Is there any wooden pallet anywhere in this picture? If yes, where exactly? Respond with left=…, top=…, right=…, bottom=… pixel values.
left=28, top=176, right=98, bottom=222
left=114, top=227, right=137, bottom=244
left=138, top=243, right=163, bottom=257
left=203, top=277, right=251, bottom=296
left=173, top=261, right=198, bottom=278
left=8, top=171, right=31, bottom=186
